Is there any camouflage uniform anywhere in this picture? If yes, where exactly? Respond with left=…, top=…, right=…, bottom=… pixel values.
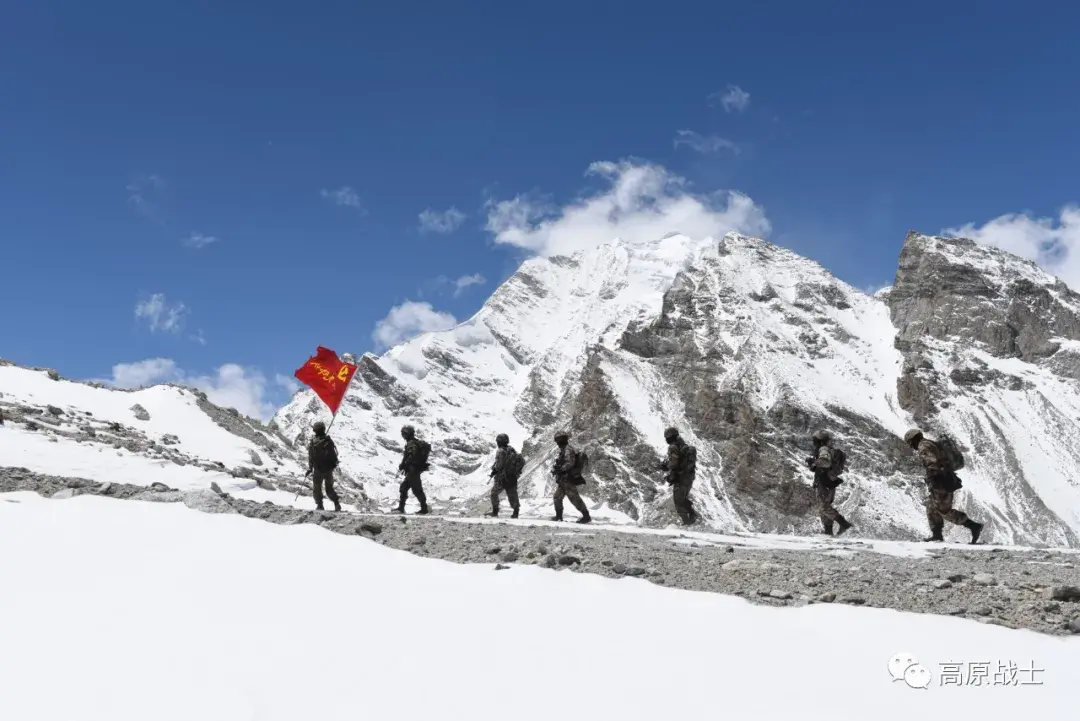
left=905, top=428, right=982, bottom=543
left=397, top=437, right=429, bottom=513
left=489, top=446, right=521, bottom=517
left=809, top=434, right=851, bottom=535
left=666, top=437, right=697, bottom=525
left=552, top=442, right=590, bottom=522
left=917, top=438, right=969, bottom=528
left=306, top=434, right=341, bottom=512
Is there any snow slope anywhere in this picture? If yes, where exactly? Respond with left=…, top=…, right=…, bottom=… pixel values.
left=273, top=231, right=1080, bottom=545
left=0, top=493, right=1075, bottom=721
left=0, top=364, right=343, bottom=508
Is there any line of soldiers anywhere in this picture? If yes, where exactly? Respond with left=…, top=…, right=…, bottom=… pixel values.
left=302, top=420, right=984, bottom=543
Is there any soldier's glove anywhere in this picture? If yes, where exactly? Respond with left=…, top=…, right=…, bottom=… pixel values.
left=304, top=468, right=312, bottom=478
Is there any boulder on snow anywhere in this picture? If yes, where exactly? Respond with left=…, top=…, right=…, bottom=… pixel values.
left=51, top=488, right=77, bottom=500
left=46, top=405, right=63, bottom=416
left=130, top=404, right=150, bottom=421
left=149, top=482, right=173, bottom=492
left=182, top=489, right=237, bottom=514
left=247, top=449, right=264, bottom=466
left=210, top=481, right=224, bottom=495
left=46, top=369, right=59, bottom=381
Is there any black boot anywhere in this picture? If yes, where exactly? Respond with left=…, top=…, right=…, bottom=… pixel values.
left=577, top=514, right=592, bottom=524
left=552, top=514, right=563, bottom=522
left=923, top=528, right=944, bottom=542
left=823, top=521, right=834, bottom=536
left=391, top=506, right=405, bottom=514
left=416, top=504, right=430, bottom=515
left=511, top=509, right=519, bottom=519
left=836, top=518, right=852, bottom=537
left=965, top=519, right=984, bottom=544
left=485, top=508, right=499, bottom=518
left=333, top=500, right=342, bottom=512
left=315, top=503, right=325, bottom=511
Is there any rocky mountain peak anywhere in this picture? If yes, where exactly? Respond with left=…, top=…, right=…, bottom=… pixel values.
left=274, top=230, right=1080, bottom=548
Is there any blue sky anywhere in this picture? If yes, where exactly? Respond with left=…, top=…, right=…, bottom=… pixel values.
left=3, top=1, right=1079, bottom=418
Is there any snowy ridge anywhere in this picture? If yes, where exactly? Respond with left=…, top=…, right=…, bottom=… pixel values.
left=0, top=363, right=356, bottom=510
left=274, top=230, right=1080, bottom=545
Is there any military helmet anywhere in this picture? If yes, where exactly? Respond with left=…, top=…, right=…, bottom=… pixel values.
left=401, top=424, right=415, bottom=437
left=904, top=428, right=923, bottom=444
left=664, top=427, right=679, bottom=442
left=812, top=429, right=830, bottom=443
left=496, top=433, right=509, bottom=446
left=312, top=421, right=326, bottom=434
left=553, top=431, right=569, bottom=442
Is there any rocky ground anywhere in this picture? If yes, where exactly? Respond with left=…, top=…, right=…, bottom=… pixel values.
left=4, top=466, right=1080, bottom=636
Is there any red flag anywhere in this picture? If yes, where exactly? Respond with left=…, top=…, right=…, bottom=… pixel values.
left=293, top=346, right=358, bottom=415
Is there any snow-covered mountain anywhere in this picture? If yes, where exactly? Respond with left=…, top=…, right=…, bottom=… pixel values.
left=0, top=361, right=368, bottom=509
left=274, top=230, right=1080, bottom=547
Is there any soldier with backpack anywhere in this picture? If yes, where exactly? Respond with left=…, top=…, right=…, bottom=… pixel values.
left=806, top=429, right=852, bottom=536
left=550, top=431, right=591, bottom=523
left=662, top=427, right=698, bottom=525
left=394, top=424, right=430, bottom=515
left=305, top=421, right=341, bottom=512
left=487, top=433, right=523, bottom=518
left=904, top=428, right=983, bottom=543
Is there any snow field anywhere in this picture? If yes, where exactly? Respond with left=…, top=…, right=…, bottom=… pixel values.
left=0, top=493, right=1077, bottom=721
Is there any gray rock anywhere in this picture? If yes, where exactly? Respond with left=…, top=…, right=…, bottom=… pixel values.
left=130, top=404, right=150, bottom=421
left=495, top=563, right=510, bottom=571
left=231, top=467, right=254, bottom=479
left=558, top=555, right=581, bottom=566
left=816, top=592, right=837, bottom=603
left=612, top=562, right=627, bottom=574
left=210, top=481, right=224, bottom=495
left=946, top=608, right=966, bottom=616
left=972, top=606, right=992, bottom=616
left=486, top=546, right=502, bottom=555
left=931, top=579, right=953, bottom=589
left=248, top=449, right=264, bottom=466
left=501, top=551, right=519, bottom=563
left=624, top=567, right=647, bottom=577
left=725, top=546, right=735, bottom=553
left=46, top=405, right=63, bottom=416
left=769, top=590, right=793, bottom=600
left=972, top=573, right=997, bottom=586
left=543, top=555, right=557, bottom=568
left=803, top=578, right=820, bottom=588
left=1047, top=585, right=1080, bottom=602
left=1066, top=619, right=1080, bottom=634
left=722, top=559, right=757, bottom=571
left=46, top=369, right=59, bottom=380
left=96, top=482, right=113, bottom=495
left=839, top=596, right=866, bottom=605
left=51, top=488, right=76, bottom=499
left=149, top=482, right=173, bottom=492
left=947, top=573, right=966, bottom=583
left=360, top=522, right=383, bottom=536
left=1043, top=601, right=1061, bottom=613
left=182, top=489, right=236, bottom=514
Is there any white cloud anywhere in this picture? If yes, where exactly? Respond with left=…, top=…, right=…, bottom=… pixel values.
left=320, top=186, right=365, bottom=212
left=107, top=358, right=180, bottom=388
left=452, top=273, right=485, bottom=296
left=942, top=206, right=1080, bottom=291
left=134, top=293, right=188, bottom=334
left=673, top=130, right=740, bottom=155
left=190, top=329, right=207, bottom=346
left=183, top=232, right=218, bottom=249
left=126, top=174, right=167, bottom=222
left=103, top=359, right=296, bottom=421
left=418, top=207, right=466, bottom=234
left=710, top=85, right=751, bottom=113
left=483, top=159, right=770, bottom=257
left=372, top=301, right=458, bottom=349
